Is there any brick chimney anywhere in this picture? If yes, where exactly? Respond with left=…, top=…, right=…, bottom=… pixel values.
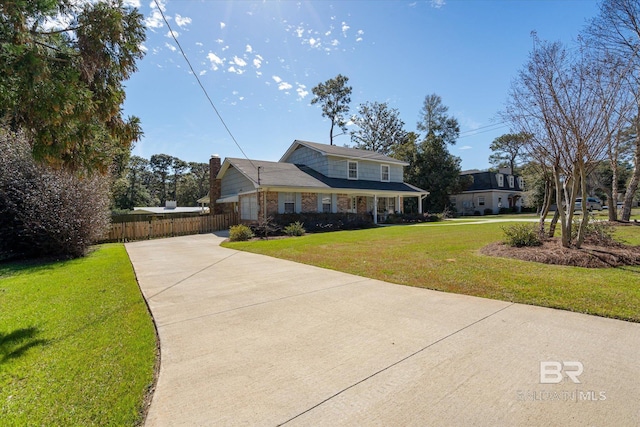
left=209, top=155, right=222, bottom=214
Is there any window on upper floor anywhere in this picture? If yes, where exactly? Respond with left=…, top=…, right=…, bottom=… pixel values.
left=508, top=175, right=515, bottom=188
left=348, top=161, right=358, bottom=180
left=381, top=164, right=390, bottom=182
left=518, top=177, right=524, bottom=190
left=497, top=174, right=504, bottom=187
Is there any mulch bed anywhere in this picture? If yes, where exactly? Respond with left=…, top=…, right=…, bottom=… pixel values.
left=481, top=238, right=640, bottom=268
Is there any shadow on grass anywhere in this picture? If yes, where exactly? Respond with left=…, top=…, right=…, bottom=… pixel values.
left=0, top=327, right=49, bottom=364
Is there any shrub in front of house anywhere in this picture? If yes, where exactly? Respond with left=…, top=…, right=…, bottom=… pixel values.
left=229, top=224, right=254, bottom=241
left=502, top=223, right=542, bottom=247
left=273, top=213, right=374, bottom=232
left=383, top=213, right=441, bottom=224
left=484, top=208, right=494, bottom=215
left=284, top=221, right=306, bottom=236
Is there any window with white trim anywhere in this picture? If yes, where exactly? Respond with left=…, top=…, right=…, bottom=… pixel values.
left=348, top=161, right=358, bottom=180
left=497, top=174, right=504, bottom=187
left=478, top=196, right=485, bottom=206
left=283, top=192, right=295, bottom=213
left=508, top=175, right=515, bottom=188
left=322, top=194, right=332, bottom=213
left=381, top=164, right=390, bottom=182
left=518, top=177, right=524, bottom=190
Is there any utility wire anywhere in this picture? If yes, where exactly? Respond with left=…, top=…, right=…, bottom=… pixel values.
left=152, top=0, right=258, bottom=173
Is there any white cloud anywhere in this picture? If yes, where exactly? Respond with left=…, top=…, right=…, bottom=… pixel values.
left=164, top=42, right=176, bottom=52
left=199, top=70, right=207, bottom=75
left=272, top=75, right=282, bottom=83
left=207, top=52, right=224, bottom=70
left=459, top=145, right=472, bottom=150
left=165, top=30, right=179, bottom=38
left=296, top=84, right=308, bottom=99
left=145, top=9, right=164, bottom=29
left=278, top=81, right=293, bottom=90
left=295, top=26, right=304, bottom=37
left=233, top=56, right=247, bottom=67
left=220, top=22, right=226, bottom=29
left=253, top=55, right=263, bottom=68
left=431, top=0, right=446, bottom=8
left=246, top=44, right=253, bottom=53
left=215, top=38, right=224, bottom=44
left=123, top=0, right=141, bottom=7
left=196, top=42, right=203, bottom=46
left=228, top=65, right=245, bottom=75
left=331, top=39, right=339, bottom=46
left=341, top=22, right=350, bottom=36
left=309, top=37, right=318, bottom=47
left=139, top=43, right=148, bottom=52
left=175, top=14, right=192, bottom=28
left=325, top=30, right=331, bottom=36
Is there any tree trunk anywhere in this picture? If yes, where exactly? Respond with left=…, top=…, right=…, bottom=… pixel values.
left=539, top=176, right=553, bottom=236
left=575, top=163, right=590, bottom=249
left=622, top=137, right=639, bottom=221
left=622, top=115, right=640, bottom=221
left=553, top=166, right=571, bottom=248
left=329, top=120, right=335, bottom=145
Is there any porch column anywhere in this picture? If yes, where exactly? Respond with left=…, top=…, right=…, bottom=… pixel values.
left=373, top=194, right=378, bottom=224
left=397, top=195, right=401, bottom=214
left=418, top=195, right=423, bottom=214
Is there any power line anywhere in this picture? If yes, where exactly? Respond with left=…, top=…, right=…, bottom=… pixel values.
left=152, top=0, right=258, bottom=173
left=458, top=122, right=509, bottom=139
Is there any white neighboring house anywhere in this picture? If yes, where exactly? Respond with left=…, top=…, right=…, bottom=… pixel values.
left=210, top=140, right=429, bottom=224
left=450, top=169, right=525, bottom=215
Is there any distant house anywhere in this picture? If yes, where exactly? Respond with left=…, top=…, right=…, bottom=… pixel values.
left=208, top=140, right=429, bottom=224
left=450, top=169, right=525, bottom=215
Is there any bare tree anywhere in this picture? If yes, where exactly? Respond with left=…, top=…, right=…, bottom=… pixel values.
left=504, top=38, right=629, bottom=248
left=587, top=0, right=640, bottom=220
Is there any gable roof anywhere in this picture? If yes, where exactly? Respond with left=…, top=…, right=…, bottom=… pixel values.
left=218, top=158, right=328, bottom=188
left=280, top=140, right=409, bottom=166
left=218, top=157, right=427, bottom=195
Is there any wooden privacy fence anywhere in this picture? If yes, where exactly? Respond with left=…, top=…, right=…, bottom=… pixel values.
left=101, top=213, right=238, bottom=243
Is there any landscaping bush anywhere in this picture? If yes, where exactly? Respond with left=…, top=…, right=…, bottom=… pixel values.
left=229, top=224, right=254, bottom=241
left=250, top=216, right=280, bottom=238
left=484, top=208, right=494, bottom=215
left=0, top=130, right=111, bottom=259
left=284, top=221, right=306, bottom=236
left=383, top=212, right=441, bottom=224
left=571, top=215, right=615, bottom=245
left=502, top=223, right=543, bottom=247
left=273, top=213, right=374, bottom=232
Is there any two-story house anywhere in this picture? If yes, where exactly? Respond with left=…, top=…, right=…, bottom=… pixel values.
left=208, top=140, right=429, bottom=224
left=450, top=169, right=524, bottom=215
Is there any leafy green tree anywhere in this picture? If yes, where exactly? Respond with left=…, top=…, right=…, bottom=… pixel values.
left=489, top=133, right=529, bottom=173
left=311, top=74, right=352, bottom=145
left=0, top=0, right=146, bottom=172
left=150, top=154, right=173, bottom=205
left=169, top=158, right=188, bottom=201
left=410, top=94, right=464, bottom=212
left=350, top=101, right=406, bottom=154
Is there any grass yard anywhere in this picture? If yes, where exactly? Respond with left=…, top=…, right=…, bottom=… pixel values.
left=224, top=222, right=640, bottom=322
left=0, top=244, right=157, bottom=426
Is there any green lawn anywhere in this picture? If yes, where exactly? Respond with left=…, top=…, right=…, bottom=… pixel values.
left=224, top=222, right=640, bottom=322
left=0, top=244, right=157, bottom=426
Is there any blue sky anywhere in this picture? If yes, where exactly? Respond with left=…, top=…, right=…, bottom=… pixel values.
left=122, top=0, right=600, bottom=170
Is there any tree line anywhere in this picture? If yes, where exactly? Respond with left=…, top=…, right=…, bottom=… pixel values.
left=111, top=155, right=210, bottom=211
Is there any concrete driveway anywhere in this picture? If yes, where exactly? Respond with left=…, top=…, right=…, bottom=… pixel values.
left=126, top=233, right=640, bottom=426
